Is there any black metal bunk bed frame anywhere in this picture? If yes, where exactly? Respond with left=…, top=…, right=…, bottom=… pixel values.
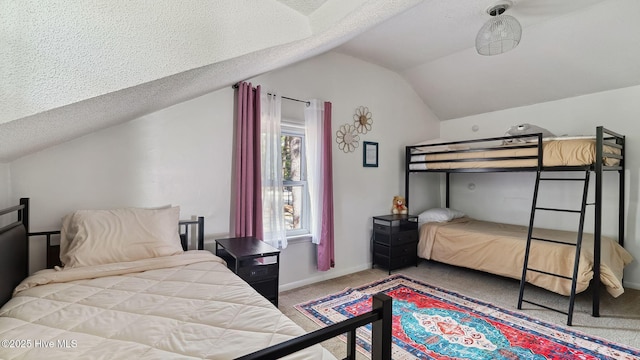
left=404, top=126, right=625, bottom=325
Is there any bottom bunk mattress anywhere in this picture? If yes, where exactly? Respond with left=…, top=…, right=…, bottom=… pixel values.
left=0, top=251, right=335, bottom=360
left=418, top=217, right=633, bottom=297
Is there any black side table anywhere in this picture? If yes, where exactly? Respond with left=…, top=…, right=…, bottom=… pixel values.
left=209, top=237, right=280, bottom=306
left=372, top=214, right=419, bottom=274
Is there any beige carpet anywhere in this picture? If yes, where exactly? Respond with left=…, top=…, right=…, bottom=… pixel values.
left=278, top=260, right=640, bottom=359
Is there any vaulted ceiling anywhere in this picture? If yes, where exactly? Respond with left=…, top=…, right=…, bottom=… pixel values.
left=2, top=0, right=638, bottom=162
left=337, top=0, right=640, bottom=120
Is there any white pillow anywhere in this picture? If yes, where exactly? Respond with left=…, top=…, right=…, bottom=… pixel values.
left=60, top=206, right=183, bottom=268
left=418, top=208, right=466, bottom=223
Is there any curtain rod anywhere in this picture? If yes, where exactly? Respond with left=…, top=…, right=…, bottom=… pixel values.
left=232, top=83, right=310, bottom=106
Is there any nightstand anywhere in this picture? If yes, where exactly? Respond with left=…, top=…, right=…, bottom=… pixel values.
left=372, top=214, right=419, bottom=274
left=208, top=237, right=280, bottom=306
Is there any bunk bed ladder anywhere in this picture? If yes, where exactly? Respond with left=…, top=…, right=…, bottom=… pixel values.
left=517, top=169, right=591, bottom=326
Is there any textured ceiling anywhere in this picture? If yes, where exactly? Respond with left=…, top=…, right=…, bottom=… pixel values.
left=0, top=0, right=421, bottom=162
left=2, top=0, right=639, bottom=162
left=277, top=0, right=327, bottom=15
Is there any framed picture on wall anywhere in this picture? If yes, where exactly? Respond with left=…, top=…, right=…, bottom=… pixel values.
left=363, top=141, right=378, bottom=167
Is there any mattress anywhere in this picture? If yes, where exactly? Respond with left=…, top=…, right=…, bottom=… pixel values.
left=0, top=251, right=336, bottom=360
left=409, top=138, right=620, bottom=170
left=418, top=217, right=633, bottom=297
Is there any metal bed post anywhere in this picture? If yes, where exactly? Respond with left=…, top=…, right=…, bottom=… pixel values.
left=405, top=147, right=411, bottom=208
left=236, top=293, right=393, bottom=360
left=19, top=198, right=29, bottom=276
left=593, top=126, right=604, bottom=317
left=197, top=216, right=205, bottom=250
left=618, top=132, right=626, bottom=248
left=445, top=173, right=450, bottom=208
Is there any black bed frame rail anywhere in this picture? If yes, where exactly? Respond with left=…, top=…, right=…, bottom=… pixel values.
left=0, top=199, right=29, bottom=306
left=236, top=293, right=393, bottom=360
left=178, top=217, right=205, bottom=250
left=0, top=200, right=28, bottom=234
left=407, top=134, right=543, bottom=170
left=404, top=133, right=543, bottom=207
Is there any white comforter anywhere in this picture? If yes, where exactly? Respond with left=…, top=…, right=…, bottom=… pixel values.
left=0, top=251, right=335, bottom=360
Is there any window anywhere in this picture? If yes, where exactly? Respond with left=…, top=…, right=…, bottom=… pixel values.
left=281, top=123, right=309, bottom=237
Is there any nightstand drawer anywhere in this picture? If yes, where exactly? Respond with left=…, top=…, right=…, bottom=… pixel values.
left=373, top=223, right=391, bottom=233
left=373, top=221, right=418, bottom=233
left=373, top=230, right=417, bottom=246
left=373, top=253, right=415, bottom=270
left=374, top=242, right=417, bottom=258
left=237, top=260, right=278, bottom=282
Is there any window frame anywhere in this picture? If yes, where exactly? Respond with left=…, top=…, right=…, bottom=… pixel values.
left=281, top=122, right=310, bottom=238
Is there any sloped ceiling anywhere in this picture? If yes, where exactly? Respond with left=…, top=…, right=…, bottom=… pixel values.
left=336, top=0, right=640, bottom=120
left=0, top=0, right=422, bottom=162
left=2, top=0, right=639, bottom=162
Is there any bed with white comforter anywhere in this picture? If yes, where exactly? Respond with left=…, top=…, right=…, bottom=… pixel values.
left=0, top=250, right=334, bottom=359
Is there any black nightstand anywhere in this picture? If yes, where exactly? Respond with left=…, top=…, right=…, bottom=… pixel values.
left=208, top=237, right=280, bottom=307
left=372, top=214, right=419, bottom=274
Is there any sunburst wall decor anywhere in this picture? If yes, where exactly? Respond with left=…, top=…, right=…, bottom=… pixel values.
left=336, top=124, right=360, bottom=153
left=353, top=106, right=372, bottom=134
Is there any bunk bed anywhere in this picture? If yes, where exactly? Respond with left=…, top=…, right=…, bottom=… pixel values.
left=0, top=198, right=393, bottom=360
left=404, top=126, right=633, bottom=325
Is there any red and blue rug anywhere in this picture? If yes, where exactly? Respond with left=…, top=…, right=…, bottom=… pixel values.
left=295, top=274, right=639, bottom=359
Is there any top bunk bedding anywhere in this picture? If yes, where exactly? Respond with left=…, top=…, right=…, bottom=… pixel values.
left=407, top=128, right=624, bottom=172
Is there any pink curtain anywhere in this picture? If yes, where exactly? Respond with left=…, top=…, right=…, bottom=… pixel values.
left=318, top=102, right=335, bottom=270
left=233, top=82, right=263, bottom=239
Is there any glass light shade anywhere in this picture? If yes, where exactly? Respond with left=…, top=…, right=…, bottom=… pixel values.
left=475, top=14, right=522, bottom=56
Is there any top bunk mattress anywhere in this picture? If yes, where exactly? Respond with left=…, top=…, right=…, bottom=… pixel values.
left=409, top=138, right=621, bottom=170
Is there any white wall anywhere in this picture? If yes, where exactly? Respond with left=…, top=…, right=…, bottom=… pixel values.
left=441, top=85, right=640, bottom=289
left=250, top=52, right=440, bottom=288
left=9, top=51, right=440, bottom=286
left=11, top=89, right=235, bottom=273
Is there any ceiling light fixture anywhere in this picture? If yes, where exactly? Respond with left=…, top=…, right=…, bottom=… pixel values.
left=476, top=1, right=522, bottom=56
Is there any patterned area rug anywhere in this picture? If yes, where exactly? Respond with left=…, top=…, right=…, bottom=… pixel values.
left=295, top=274, right=639, bottom=359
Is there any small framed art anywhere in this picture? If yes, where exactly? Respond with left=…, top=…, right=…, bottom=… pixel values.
left=363, top=141, right=378, bottom=167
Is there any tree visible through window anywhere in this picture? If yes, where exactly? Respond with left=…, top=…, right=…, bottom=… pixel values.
left=281, top=126, right=308, bottom=235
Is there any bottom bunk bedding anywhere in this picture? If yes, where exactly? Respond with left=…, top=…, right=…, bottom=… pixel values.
left=0, top=251, right=335, bottom=360
left=418, top=217, right=633, bottom=297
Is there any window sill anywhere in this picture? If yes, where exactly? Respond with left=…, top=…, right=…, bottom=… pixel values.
left=287, top=234, right=312, bottom=245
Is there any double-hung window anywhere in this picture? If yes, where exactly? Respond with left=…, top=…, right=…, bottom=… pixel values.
left=281, top=122, right=309, bottom=237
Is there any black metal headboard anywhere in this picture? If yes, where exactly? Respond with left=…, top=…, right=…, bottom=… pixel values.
left=178, top=217, right=205, bottom=251
left=0, top=198, right=29, bottom=306
left=0, top=198, right=206, bottom=305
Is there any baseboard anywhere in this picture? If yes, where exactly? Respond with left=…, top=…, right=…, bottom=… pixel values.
left=279, top=263, right=371, bottom=292
left=623, top=280, right=640, bottom=290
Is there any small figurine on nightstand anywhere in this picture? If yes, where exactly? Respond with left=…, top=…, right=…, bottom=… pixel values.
left=391, top=195, right=408, bottom=215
